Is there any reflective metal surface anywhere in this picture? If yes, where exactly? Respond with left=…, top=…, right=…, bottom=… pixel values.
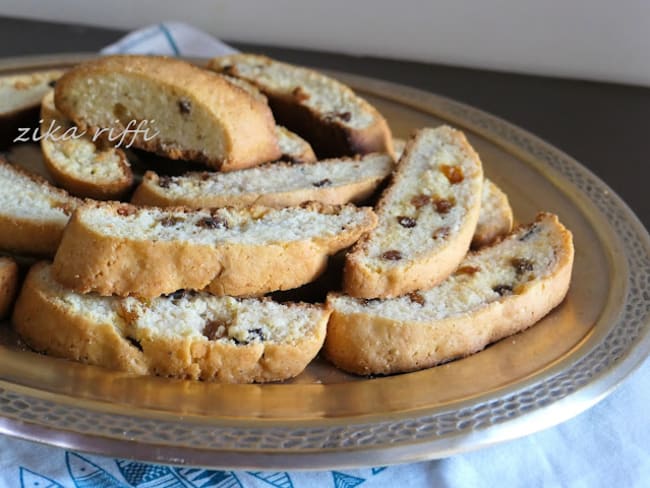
left=0, top=54, right=648, bottom=469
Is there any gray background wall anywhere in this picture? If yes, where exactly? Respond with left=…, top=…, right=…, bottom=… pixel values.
left=1, top=0, right=648, bottom=86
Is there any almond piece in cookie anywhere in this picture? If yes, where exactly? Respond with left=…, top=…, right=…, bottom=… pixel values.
left=40, top=90, right=133, bottom=199
left=52, top=201, right=377, bottom=298
left=208, top=54, right=394, bottom=159
left=13, top=262, right=330, bottom=383
left=54, top=55, right=281, bottom=171
left=326, top=213, right=574, bottom=375
left=344, top=126, right=483, bottom=298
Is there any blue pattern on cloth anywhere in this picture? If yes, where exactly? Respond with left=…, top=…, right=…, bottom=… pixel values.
left=331, top=472, right=366, bottom=488
left=20, top=467, right=65, bottom=488
left=66, top=453, right=127, bottom=488
left=15, top=451, right=388, bottom=487
left=116, top=460, right=183, bottom=487
left=245, top=472, right=293, bottom=488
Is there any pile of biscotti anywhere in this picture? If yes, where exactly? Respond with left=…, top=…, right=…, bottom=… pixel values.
left=0, top=54, right=574, bottom=383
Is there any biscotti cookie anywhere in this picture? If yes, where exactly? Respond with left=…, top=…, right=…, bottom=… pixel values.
left=131, top=153, right=393, bottom=209
left=0, top=158, right=80, bottom=256
left=208, top=54, right=394, bottom=158
left=40, top=91, right=133, bottom=199
left=54, top=55, right=281, bottom=171
left=398, top=134, right=513, bottom=248
left=6, top=143, right=57, bottom=183
left=276, top=125, right=317, bottom=164
left=52, top=201, right=377, bottom=298
left=473, top=178, right=514, bottom=248
left=221, top=74, right=316, bottom=164
left=326, top=213, right=574, bottom=375
left=13, top=262, right=329, bottom=383
left=0, top=69, right=63, bottom=147
left=0, top=257, right=19, bottom=319
left=344, top=126, right=483, bottom=298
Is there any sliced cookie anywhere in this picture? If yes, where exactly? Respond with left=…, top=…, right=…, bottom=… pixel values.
left=326, top=213, right=574, bottom=375
left=208, top=54, right=393, bottom=158
left=41, top=90, right=133, bottom=199
left=344, top=126, right=483, bottom=298
left=14, top=262, right=329, bottom=383
left=131, top=153, right=393, bottom=208
left=52, top=201, right=377, bottom=298
left=0, top=69, right=63, bottom=147
left=0, top=257, right=19, bottom=319
left=54, top=55, right=281, bottom=171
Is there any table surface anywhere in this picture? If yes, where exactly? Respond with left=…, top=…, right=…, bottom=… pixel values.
left=1, top=15, right=648, bottom=230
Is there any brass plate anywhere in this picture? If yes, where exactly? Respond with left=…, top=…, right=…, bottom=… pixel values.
left=0, top=54, right=648, bottom=469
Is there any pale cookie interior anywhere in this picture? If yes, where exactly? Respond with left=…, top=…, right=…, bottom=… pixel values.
left=275, top=125, right=316, bottom=162
left=85, top=204, right=374, bottom=245
left=211, top=55, right=375, bottom=130
left=40, top=264, right=324, bottom=346
left=147, top=153, right=392, bottom=199
left=64, top=73, right=227, bottom=160
left=359, top=128, right=482, bottom=269
left=122, top=293, right=325, bottom=345
left=0, top=70, right=62, bottom=113
left=0, top=162, right=73, bottom=223
left=41, top=91, right=129, bottom=183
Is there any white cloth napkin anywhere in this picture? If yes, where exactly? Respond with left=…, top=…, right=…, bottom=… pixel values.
left=1, top=22, right=648, bottom=488
left=100, top=22, right=238, bottom=58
